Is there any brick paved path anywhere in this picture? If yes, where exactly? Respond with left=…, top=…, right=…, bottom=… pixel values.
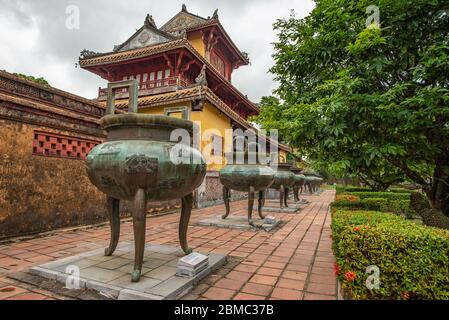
left=0, top=190, right=337, bottom=300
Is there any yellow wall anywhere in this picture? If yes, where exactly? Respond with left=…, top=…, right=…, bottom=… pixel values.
left=139, top=101, right=232, bottom=171
left=279, top=150, right=288, bottom=163
left=191, top=102, right=232, bottom=171
left=187, top=32, right=205, bottom=57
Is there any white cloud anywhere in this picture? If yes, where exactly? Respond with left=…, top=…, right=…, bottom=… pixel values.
left=0, top=0, right=314, bottom=101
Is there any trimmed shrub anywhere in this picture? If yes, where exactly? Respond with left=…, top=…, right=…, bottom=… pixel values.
left=349, top=192, right=410, bottom=201
left=331, top=198, right=411, bottom=217
left=332, top=210, right=449, bottom=300
left=335, top=194, right=360, bottom=202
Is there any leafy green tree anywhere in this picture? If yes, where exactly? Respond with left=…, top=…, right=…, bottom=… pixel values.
left=256, top=0, right=449, bottom=215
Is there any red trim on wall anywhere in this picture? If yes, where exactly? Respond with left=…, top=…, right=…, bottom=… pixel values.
left=32, top=131, right=100, bottom=160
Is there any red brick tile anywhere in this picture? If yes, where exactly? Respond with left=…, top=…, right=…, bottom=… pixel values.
left=25, top=255, right=53, bottom=263
left=263, top=261, right=286, bottom=270
left=214, top=278, right=245, bottom=291
left=226, top=271, right=253, bottom=282
left=249, top=275, right=277, bottom=286
left=276, top=278, right=305, bottom=291
left=241, top=283, right=273, bottom=296
left=306, top=283, right=336, bottom=296
left=271, top=288, right=303, bottom=300
left=233, top=264, right=258, bottom=273
left=309, top=274, right=336, bottom=285
left=14, top=251, right=41, bottom=260
left=0, top=257, right=23, bottom=270
left=233, top=293, right=265, bottom=300
left=0, top=286, right=28, bottom=300
left=285, top=264, right=309, bottom=273
left=257, top=267, right=282, bottom=277
left=281, top=270, right=308, bottom=281
left=303, top=293, right=335, bottom=300
left=202, top=287, right=235, bottom=300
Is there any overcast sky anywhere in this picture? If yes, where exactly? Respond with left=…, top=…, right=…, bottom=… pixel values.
left=0, top=0, right=315, bottom=102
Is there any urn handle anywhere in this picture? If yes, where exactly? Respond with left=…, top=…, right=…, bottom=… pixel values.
left=106, top=79, right=138, bottom=115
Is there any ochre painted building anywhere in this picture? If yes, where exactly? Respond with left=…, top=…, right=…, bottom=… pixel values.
left=79, top=5, right=290, bottom=206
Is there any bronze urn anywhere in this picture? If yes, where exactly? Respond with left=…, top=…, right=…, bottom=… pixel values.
left=85, top=80, right=206, bottom=282
left=270, top=163, right=295, bottom=208
left=290, top=167, right=307, bottom=203
left=219, top=150, right=275, bottom=225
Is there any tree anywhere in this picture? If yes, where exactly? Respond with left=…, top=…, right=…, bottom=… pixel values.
left=14, top=73, right=49, bottom=86
left=255, top=0, right=449, bottom=215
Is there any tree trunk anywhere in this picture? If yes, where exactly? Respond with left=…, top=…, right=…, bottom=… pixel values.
left=425, top=154, right=449, bottom=218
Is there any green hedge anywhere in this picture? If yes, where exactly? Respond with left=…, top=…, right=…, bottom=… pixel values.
left=388, top=188, right=414, bottom=194
left=336, top=186, right=413, bottom=194
left=332, top=210, right=449, bottom=300
left=349, top=192, right=410, bottom=201
left=336, top=186, right=371, bottom=194
left=331, top=198, right=411, bottom=216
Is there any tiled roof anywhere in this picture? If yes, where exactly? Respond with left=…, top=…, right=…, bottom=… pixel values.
left=79, top=39, right=186, bottom=67
left=79, top=39, right=258, bottom=113
left=185, top=19, right=249, bottom=65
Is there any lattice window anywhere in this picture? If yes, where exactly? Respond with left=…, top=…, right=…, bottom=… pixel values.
left=32, top=131, right=100, bottom=160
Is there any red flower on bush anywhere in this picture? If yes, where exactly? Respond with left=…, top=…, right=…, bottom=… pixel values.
left=353, top=226, right=361, bottom=232
left=333, top=263, right=341, bottom=276
left=344, top=271, right=357, bottom=282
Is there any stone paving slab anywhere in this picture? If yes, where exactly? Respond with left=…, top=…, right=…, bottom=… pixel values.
left=196, top=215, right=281, bottom=231
left=262, top=205, right=301, bottom=213
left=30, top=242, right=227, bottom=300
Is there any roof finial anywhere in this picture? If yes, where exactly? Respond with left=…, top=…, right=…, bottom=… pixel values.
left=182, top=4, right=187, bottom=12
left=212, top=9, right=219, bottom=19
left=144, top=14, right=156, bottom=28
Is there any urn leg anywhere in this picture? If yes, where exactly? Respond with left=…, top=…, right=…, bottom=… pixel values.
left=248, top=186, right=255, bottom=225
left=279, top=185, right=285, bottom=209
left=293, top=186, right=299, bottom=202
left=284, top=188, right=289, bottom=208
left=258, top=190, right=265, bottom=219
left=131, top=188, right=147, bottom=282
left=222, top=186, right=231, bottom=219
left=104, top=196, right=120, bottom=256
left=179, top=193, right=193, bottom=255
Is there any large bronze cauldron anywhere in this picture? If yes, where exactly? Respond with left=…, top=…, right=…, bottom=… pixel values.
left=270, top=163, right=295, bottom=208
left=219, top=152, right=275, bottom=225
left=85, top=80, right=206, bottom=282
left=290, top=167, right=306, bottom=202
left=303, top=175, right=323, bottom=194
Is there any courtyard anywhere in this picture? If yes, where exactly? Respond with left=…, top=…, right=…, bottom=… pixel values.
left=0, top=191, right=337, bottom=300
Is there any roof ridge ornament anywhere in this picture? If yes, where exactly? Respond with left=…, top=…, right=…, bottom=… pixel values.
left=212, top=9, right=219, bottom=19
left=182, top=4, right=187, bottom=12
left=144, top=14, right=156, bottom=28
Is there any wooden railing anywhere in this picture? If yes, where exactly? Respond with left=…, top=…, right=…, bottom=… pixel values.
left=98, top=76, right=190, bottom=97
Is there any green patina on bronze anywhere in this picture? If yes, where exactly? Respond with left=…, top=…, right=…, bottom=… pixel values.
left=303, top=175, right=324, bottom=194
left=85, top=80, right=206, bottom=282
left=290, top=167, right=307, bottom=202
left=269, top=163, right=295, bottom=208
left=219, top=151, right=275, bottom=225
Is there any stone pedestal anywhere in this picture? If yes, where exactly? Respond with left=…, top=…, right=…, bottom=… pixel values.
left=197, top=214, right=281, bottom=231
left=30, top=242, right=226, bottom=300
